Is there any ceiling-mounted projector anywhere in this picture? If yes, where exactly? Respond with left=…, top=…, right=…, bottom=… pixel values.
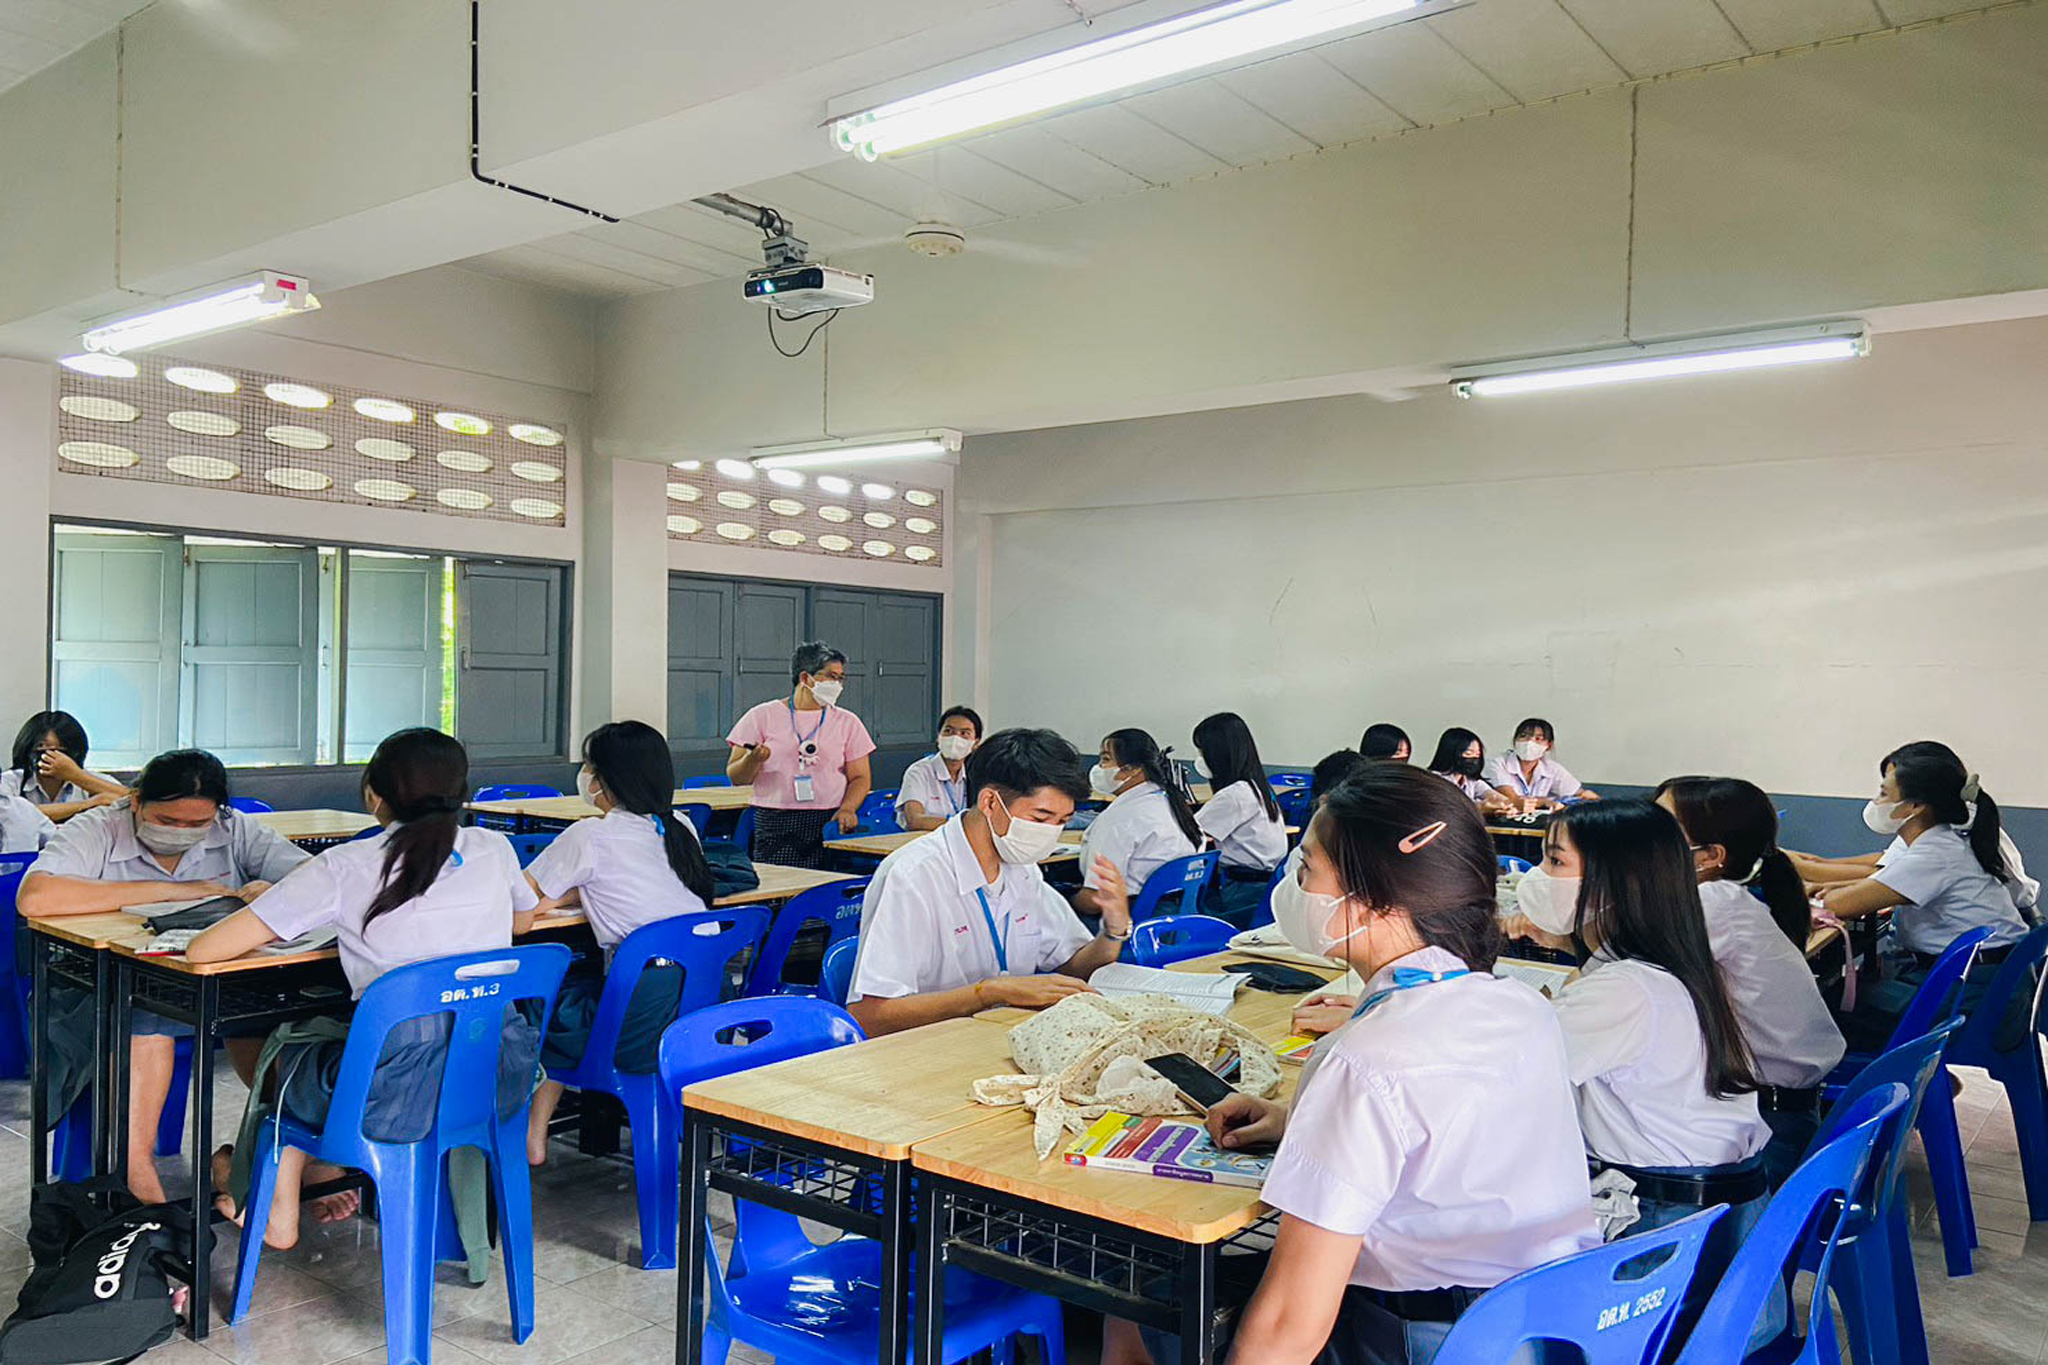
left=743, top=263, right=874, bottom=318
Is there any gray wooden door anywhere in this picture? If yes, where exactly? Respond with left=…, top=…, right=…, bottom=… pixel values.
left=180, top=544, right=320, bottom=766
left=50, top=531, right=182, bottom=769
left=457, top=561, right=564, bottom=759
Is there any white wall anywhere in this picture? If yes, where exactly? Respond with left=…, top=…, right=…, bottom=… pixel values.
left=959, top=315, right=2048, bottom=804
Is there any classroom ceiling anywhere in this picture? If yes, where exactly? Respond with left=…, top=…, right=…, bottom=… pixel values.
left=458, top=0, right=1985, bottom=300
left=0, top=0, right=153, bottom=95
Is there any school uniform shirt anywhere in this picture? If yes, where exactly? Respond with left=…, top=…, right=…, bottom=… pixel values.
left=0, top=794, right=54, bottom=854
left=848, top=815, right=1095, bottom=1002
left=894, top=754, right=967, bottom=823
left=1553, top=957, right=1769, bottom=1169
left=727, top=701, right=876, bottom=811
left=1880, top=829, right=2040, bottom=915
left=1871, top=824, right=2030, bottom=956
left=1262, top=946, right=1601, bottom=1292
left=1433, top=770, right=1495, bottom=804
left=27, top=802, right=308, bottom=891
left=0, top=767, right=114, bottom=808
left=1697, top=879, right=1844, bottom=1089
left=252, top=826, right=536, bottom=998
left=1482, top=754, right=1583, bottom=802
left=524, top=807, right=710, bottom=950
left=1080, top=781, right=1198, bottom=893
left=1193, top=779, right=1287, bottom=873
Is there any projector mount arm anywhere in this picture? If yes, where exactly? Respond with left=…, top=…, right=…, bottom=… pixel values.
left=692, top=194, right=809, bottom=270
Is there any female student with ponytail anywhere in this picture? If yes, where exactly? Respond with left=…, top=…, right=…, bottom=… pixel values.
left=521, top=720, right=716, bottom=1163
left=1074, top=728, right=1201, bottom=917
left=189, top=729, right=539, bottom=1250
left=1190, top=712, right=1288, bottom=924
left=1117, top=765, right=1597, bottom=1364
left=1655, top=776, right=1844, bottom=1175
left=1816, top=741, right=2031, bottom=1051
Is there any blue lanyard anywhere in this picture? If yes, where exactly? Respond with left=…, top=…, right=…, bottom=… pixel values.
left=973, top=886, right=1009, bottom=974
left=932, top=756, right=963, bottom=815
left=787, top=702, right=828, bottom=748
left=1352, top=965, right=1470, bottom=1020
left=1509, top=760, right=1541, bottom=796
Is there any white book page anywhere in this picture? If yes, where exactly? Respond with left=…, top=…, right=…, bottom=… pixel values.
left=1087, top=962, right=1244, bottom=1016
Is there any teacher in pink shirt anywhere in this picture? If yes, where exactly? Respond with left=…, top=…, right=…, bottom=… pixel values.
left=726, top=640, right=877, bottom=869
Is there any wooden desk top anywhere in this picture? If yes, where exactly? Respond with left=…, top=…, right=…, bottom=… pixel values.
left=718, top=864, right=854, bottom=906
left=683, top=1016, right=1020, bottom=1160
left=823, top=829, right=1084, bottom=862
left=467, top=785, right=756, bottom=822
left=251, top=809, right=377, bottom=843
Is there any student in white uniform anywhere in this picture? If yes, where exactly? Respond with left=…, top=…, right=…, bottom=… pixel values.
left=1359, top=724, right=1410, bottom=763
left=189, top=728, right=539, bottom=1250
left=1816, top=742, right=2032, bottom=1052
left=1124, top=764, right=1599, bottom=1365
left=1484, top=718, right=1599, bottom=814
left=1191, top=712, right=1288, bottom=925
left=5, top=710, right=126, bottom=822
left=1075, top=728, right=1203, bottom=917
left=1423, top=729, right=1516, bottom=818
left=522, top=720, right=715, bottom=1164
left=1656, top=776, right=1845, bottom=1180
left=1507, top=800, right=1771, bottom=1338
left=20, top=749, right=310, bottom=1204
left=0, top=792, right=53, bottom=853
left=895, top=705, right=982, bottom=832
left=846, top=728, right=1134, bottom=1038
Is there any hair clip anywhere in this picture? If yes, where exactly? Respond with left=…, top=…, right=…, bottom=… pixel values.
left=1398, top=820, right=1447, bottom=854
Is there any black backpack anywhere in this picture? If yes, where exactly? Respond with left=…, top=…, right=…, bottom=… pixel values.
left=0, top=1180, right=192, bottom=1364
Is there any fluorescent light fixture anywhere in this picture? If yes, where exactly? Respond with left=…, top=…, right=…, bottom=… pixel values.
left=82, top=271, right=319, bottom=355
left=752, top=429, right=963, bottom=471
left=1452, top=323, right=1868, bottom=398
left=833, top=0, right=1418, bottom=160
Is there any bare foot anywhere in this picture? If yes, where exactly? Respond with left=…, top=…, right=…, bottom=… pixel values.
left=209, top=1146, right=299, bottom=1250
left=527, top=1131, right=551, bottom=1168
left=127, top=1157, right=166, bottom=1207
left=312, top=1189, right=361, bottom=1223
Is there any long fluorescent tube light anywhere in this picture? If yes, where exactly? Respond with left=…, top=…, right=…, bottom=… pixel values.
left=82, top=271, right=320, bottom=355
left=752, top=430, right=963, bottom=471
left=832, top=0, right=1419, bottom=160
left=1451, top=324, right=1869, bottom=399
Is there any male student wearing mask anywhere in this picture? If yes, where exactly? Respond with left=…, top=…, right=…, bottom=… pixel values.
left=846, top=727, right=1134, bottom=1037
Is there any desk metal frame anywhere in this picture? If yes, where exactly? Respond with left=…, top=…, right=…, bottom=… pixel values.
left=28, top=933, right=114, bottom=1183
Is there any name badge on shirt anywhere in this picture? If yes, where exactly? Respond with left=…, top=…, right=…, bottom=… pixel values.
left=793, top=774, right=816, bottom=804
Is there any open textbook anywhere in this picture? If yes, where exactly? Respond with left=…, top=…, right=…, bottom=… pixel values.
left=1087, top=962, right=1243, bottom=1016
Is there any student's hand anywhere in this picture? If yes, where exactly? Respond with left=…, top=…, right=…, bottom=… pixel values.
left=234, top=881, right=272, bottom=904
left=170, top=881, right=234, bottom=902
left=1206, top=1093, right=1287, bottom=1149
left=983, top=974, right=1097, bottom=1009
left=1291, top=995, right=1358, bottom=1035
left=749, top=742, right=772, bottom=763
left=1502, top=913, right=1574, bottom=952
left=1091, top=858, right=1132, bottom=940
left=831, top=806, right=860, bottom=834
left=37, top=751, right=85, bottom=785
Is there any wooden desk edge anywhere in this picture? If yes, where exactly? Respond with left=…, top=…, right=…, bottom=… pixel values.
left=908, top=1138, right=1271, bottom=1244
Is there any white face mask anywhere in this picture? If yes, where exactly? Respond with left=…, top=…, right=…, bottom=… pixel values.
left=137, top=818, right=210, bottom=856
left=987, top=794, right=1065, bottom=864
left=1270, top=871, right=1363, bottom=959
left=806, top=677, right=844, bottom=707
left=1514, top=865, right=1583, bottom=936
left=936, top=735, right=974, bottom=762
left=1863, top=798, right=1909, bottom=836
left=576, top=767, right=601, bottom=805
left=1514, top=739, right=1549, bottom=762
left=1089, top=763, right=1124, bottom=797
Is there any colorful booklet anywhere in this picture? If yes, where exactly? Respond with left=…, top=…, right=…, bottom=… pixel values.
left=1063, top=1111, right=1274, bottom=1187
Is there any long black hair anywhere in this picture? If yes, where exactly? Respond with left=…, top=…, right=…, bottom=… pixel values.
left=584, top=720, right=714, bottom=903
left=1104, top=728, right=1203, bottom=847
left=1359, top=724, right=1410, bottom=761
left=1311, top=749, right=1370, bottom=809
left=133, top=749, right=230, bottom=807
left=1884, top=740, right=2007, bottom=882
left=1656, top=776, right=1809, bottom=948
left=12, top=711, right=89, bottom=790
left=1317, top=765, right=1502, bottom=971
left=1427, top=727, right=1485, bottom=778
left=1551, top=800, right=1759, bottom=1100
left=363, top=728, right=469, bottom=928
left=1192, top=712, right=1280, bottom=822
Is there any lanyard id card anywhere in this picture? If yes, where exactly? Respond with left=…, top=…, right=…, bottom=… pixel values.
left=793, top=773, right=816, bottom=803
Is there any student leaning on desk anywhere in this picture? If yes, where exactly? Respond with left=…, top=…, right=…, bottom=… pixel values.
left=845, top=728, right=1135, bottom=1038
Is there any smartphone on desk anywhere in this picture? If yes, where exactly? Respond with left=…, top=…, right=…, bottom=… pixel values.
left=1144, top=1052, right=1238, bottom=1114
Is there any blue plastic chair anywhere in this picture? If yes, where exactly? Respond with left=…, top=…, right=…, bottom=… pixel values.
left=1275, top=786, right=1311, bottom=832
left=744, top=879, right=870, bottom=997
left=1245, top=860, right=1291, bottom=931
left=1823, top=925, right=1991, bottom=1277
left=1674, top=1084, right=1907, bottom=1365
left=1125, top=915, right=1237, bottom=967
left=1434, top=1207, right=1723, bottom=1364
left=1946, top=924, right=2048, bottom=1219
left=227, top=945, right=572, bottom=1365
left=819, top=937, right=859, bottom=1006
left=853, top=790, right=902, bottom=836
left=675, top=803, right=712, bottom=836
left=730, top=807, right=756, bottom=857
left=505, top=832, right=555, bottom=868
left=226, top=797, right=275, bottom=814
left=0, top=854, right=38, bottom=1078
left=1806, top=1022, right=1961, bottom=1365
left=545, top=908, right=768, bottom=1270
left=1498, top=855, right=1532, bottom=874
left=659, top=1000, right=1064, bottom=1365
left=682, top=775, right=732, bottom=789
left=349, top=823, right=384, bottom=842
left=474, top=784, right=562, bottom=802
left=1128, top=851, right=1220, bottom=923
left=1268, top=773, right=1311, bottom=789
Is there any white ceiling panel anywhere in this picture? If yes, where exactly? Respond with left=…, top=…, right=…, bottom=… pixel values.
left=463, top=245, right=670, bottom=298
left=731, top=174, right=918, bottom=245
left=577, top=219, right=761, bottom=277
left=1876, top=0, right=1998, bottom=22
left=1317, top=22, right=1514, bottom=126
left=1427, top=1, right=1630, bottom=103
left=964, top=124, right=1152, bottom=201
left=1713, top=0, right=1884, bottom=52
left=534, top=234, right=715, bottom=290
left=1118, top=78, right=1320, bottom=163
left=915, top=146, right=1080, bottom=218
left=1036, top=103, right=1235, bottom=185
left=1213, top=49, right=1411, bottom=148
left=801, top=156, right=1006, bottom=229
left=1558, top=0, right=1751, bottom=77
left=0, top=0, right=152, bottom=94
left=626, top=204, right=780, bottom=264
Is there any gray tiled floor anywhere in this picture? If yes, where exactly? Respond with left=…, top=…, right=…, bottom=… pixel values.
left=0, top=1068, right=2043, bottom=1364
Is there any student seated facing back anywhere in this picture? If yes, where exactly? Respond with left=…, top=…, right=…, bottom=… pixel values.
left=1074, top=728, right=1202, bottom=918
left=522, top=720, right=715, bottom=1165
left=845, top=728, right=1133, bottom=1038
left=1425, top=728, right=1517, bottom=818
left=1358, top=723, right=1410, bottom=763
left=1484, top=717, right=1599, bottom=813
left=1191, top=712, right=1288, bottom=924
left=895, top=705, right=982, bottom=832
left=5, top=709, right=127, bottom=822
